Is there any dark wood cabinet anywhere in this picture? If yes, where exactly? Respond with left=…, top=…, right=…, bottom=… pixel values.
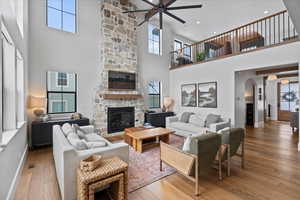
left=144, top=112, right=175, bottom=128
left=31, top=118, right=90, bottom=148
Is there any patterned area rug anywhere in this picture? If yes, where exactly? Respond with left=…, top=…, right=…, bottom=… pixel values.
left=127, top=135, right=184, bottom=192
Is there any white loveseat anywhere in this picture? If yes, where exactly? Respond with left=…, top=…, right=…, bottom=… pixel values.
left=166, top=113, right=231, bottom=137
left=53, top=124, right=129, bottom=200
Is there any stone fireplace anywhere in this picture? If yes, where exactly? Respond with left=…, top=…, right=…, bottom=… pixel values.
left=93, top=0, right=145, bottom=136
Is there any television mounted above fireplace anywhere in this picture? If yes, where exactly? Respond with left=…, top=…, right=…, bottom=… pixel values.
left=108, top=71, right=136, bottom=90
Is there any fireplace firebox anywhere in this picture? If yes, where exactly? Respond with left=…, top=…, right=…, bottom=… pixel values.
left=107, top=107, right=135, bottom=134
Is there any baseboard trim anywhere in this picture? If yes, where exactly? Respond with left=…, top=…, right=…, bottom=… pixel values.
left=298, top=143, right=300, bottom=152
left=254, top=121, right=264, bottom=128
left=6, top=145, right=28, bottom=200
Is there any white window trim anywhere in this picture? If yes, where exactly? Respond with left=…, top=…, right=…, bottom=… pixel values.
left=49, top=99, right=68, bottom=113
left=55, top=72, right=69, bottom=88
left=184, top=43, right=192, bottom=58
left=174, top=39, right=183, bottom=51
left=148, top=24, right=162, bottom=56
left=45, top=0, right=78, bottom=34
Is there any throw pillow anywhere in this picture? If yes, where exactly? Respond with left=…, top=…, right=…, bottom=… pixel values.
left=84, top=133, right=105, bottom=142
left=180, top=112, right=194, bottom=123
left=67, top=133, right=88, bottom=150
left=189, top=114, right=205, bottom=127
left=61, top=123, right=74, bottom=136
left=205, top=114, right=221, bottom=127
left=182, top=135, right=192, bottom=152
left=72, top=124, right=86, bottom=139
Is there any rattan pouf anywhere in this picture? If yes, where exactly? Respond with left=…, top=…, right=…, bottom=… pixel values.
left=77, top=156, right=128, bottom=200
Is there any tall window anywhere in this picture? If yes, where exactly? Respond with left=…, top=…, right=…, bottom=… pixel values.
left=148, top=80, right=161, bottom=109
left=47, top=0, right=77, bottom=33
left=47, top=71, right=77, bottom=113
left=183, top=44, right=191, bottom=58
left=148, top=24, right=161, bottom=55
left=174, top=40, right=182, bottom=51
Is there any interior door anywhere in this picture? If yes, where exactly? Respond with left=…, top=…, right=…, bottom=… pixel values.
left=278, top=81, right=299, bottom=121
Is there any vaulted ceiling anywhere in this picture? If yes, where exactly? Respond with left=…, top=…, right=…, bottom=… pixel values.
left=132, top=0, right=287, bottom=42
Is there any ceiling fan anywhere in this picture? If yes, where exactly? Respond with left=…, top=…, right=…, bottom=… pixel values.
left=123, top=0, right=203, bottom=29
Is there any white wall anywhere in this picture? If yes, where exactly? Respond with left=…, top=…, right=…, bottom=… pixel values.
left=170, top=41, right=300, bottom=127
left=0, top=0, right=29, bottom=199
left=266, top=76, right=298, bottom=120
left=137, top=19, right=194, bottom=110
left=29, top=0, right=101, bottom=119
left=283, top=0, right=300, bottom=33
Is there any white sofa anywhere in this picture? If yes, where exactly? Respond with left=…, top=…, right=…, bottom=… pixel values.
left=53, top=124, right=129, bottom=200
left=166, top=113, right=231, bottom=137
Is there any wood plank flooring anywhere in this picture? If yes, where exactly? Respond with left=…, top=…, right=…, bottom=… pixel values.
left=15, top=121, right=300, bottom=200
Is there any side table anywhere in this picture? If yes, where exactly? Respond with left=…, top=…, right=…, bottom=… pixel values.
left=77, top=156, right=128, bottom=200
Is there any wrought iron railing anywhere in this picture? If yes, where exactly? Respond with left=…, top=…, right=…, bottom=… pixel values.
left=170, top=10, right=299, bottom=69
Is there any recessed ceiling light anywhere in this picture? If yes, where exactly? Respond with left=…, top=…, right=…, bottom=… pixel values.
left=196, top=21, right=200, bottom=24
left=264, top=10, right=269, bottom=14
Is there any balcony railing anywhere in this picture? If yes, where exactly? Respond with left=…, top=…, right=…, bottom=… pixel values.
left=170, top=10, right=299, bottom=69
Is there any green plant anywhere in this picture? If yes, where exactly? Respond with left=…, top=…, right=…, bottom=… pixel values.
left=197, top=52, right=206, bottom=62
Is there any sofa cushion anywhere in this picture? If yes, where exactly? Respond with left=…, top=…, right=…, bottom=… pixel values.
left=180, top=112, right=194, bottom=123
left=189, top=114, right=205, bottom=127
left=170, top=122, right=207, bottom=134
left=183, top=134, right=209, bottom=153
left=84, top=141, right=107, bottom=149
left=205, top=114, right=221, bottom=127
left=61, top=123, right=74, bottom=136
left=84, top=133, right=105, bottom=142
left=67, top=132, right=88, bottom=150
left=72, top=124, right=86, bottom=139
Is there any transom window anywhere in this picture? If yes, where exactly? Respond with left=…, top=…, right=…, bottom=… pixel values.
left=148, top=80, right=161, bottom=109
left=47, top=0, right=77, bottom=33
left=47, top=71, right=77, bottom=114
left=57, top=72, right=68, bottom=86
left=148, top=24, right=161, bottom=55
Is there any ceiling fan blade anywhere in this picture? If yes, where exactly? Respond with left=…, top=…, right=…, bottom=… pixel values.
left=145, top=8, right=159, bottom=21
left=123, top=9, right=151, bottom=13
left=163, top=0, right=177, bottom=7
left=141, top=0, right=157, bottom=7
left=167, top=5, right=203, bottom=10
left=164, top=11, right=186, bottom=24
left=138, top=19, right=148, bottom=26
left=159, top=12, right=163, bottom=29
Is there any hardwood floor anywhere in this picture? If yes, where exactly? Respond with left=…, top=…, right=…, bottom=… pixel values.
left=15, top=121, right=300, bottom=200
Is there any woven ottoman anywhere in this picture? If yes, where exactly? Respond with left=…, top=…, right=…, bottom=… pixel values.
left=77, top=156, right=128, bottom=200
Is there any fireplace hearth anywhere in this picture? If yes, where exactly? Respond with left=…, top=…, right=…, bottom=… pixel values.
left=107, top=107, right=135, bottom=134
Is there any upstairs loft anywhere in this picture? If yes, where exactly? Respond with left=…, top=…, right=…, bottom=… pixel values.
left=170, top=10, right=299, bottom=70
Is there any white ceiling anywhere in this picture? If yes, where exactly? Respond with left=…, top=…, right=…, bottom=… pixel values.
left=132, top=0, right=287, bottom=41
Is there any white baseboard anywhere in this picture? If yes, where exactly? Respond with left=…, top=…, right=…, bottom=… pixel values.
left=6, top=145, right=28, bottom=200
left=298, top=143, right=300, bottom=152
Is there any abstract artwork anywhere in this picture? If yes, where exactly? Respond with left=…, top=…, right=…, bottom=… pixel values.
left=181, top=84, right=197, bottom=107
left=198, top=82, right=217, bottom=108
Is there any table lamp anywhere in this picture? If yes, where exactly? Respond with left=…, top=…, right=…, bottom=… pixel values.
left=163, top=97, right=174, bottom=112
left=29, top=96, right=46, bottom=120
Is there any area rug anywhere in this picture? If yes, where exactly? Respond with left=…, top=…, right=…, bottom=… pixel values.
left=127, top=135, right=184, bottom=192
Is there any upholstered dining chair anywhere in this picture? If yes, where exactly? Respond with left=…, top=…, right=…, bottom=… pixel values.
left=160, top=132, right=222, bottom=196
left=218, top=128, right=245, bottom=176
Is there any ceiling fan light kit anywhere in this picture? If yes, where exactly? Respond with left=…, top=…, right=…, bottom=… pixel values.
left=123, top=0, right=203, bottom=30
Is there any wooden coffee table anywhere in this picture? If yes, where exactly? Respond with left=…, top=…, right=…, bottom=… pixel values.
left=124, top=127, right=175, bottom=153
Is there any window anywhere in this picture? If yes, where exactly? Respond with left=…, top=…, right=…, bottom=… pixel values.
left=279, top=82, right=299, bottom=112
left=148, top=80, right=161, bottom=109
left=47, top=71, right=77, bottom=114
left=148, top=24, right=161, bottom=55
left=183, top=44, right=191, bottom=58
left=16, top=51, right=25, bottom=125
left=174, top=40, right=182, bottom=51
left=57, top=72, right=68, bottom=86
left=47, top=0, right=77, bottom=33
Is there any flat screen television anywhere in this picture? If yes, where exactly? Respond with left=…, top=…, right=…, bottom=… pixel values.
left=108, top=71, right=136, bottom=90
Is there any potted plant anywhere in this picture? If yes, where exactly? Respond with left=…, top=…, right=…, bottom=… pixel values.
left=197, top=52, right=206, bottom=62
